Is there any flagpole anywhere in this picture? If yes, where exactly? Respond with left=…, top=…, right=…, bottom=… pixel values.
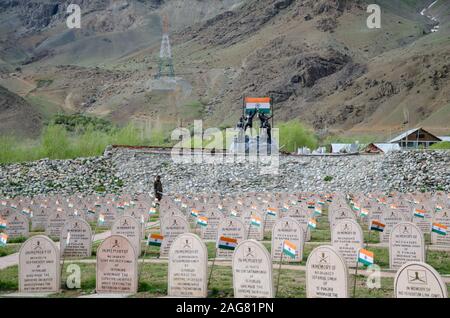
left=247, top=217, right=252, bottom=240
left=207, top=246, right=218, bottom=291
left=352, top=260, right=359, bottom=298
left=138, top=238, right=149, bottom=286
left=275, top=243, right=284, bottom=298
left=262, top=212, right=268, bottom=239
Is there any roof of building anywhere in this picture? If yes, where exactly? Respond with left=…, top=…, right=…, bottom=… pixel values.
left=373, top=143, right=401, bottom=153
left=388, top=127, right=441, bottom=143
left=331, top=144, right=357, bottom=153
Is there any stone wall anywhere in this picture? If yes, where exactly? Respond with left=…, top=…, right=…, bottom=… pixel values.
left=0, top=146, right=449, bottom=197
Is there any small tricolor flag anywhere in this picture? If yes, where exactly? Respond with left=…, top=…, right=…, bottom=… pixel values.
left=10, top=204, right=17, bottom=209
left=267, top=208, right=277, bottom=217
left=353, top=204, right=361, bottom=212
left=282, top=240, right=297, bottom=258
left=87, top=208, right=96, bottom=215
left=191, top=209, right=199, bottom=217
left=435, top=205, right=443, bottom=212
left=313, top=207, right=322, bottom=217
left=370, top=220, right=385, bottom=232
left=307, top=202, right=315, bottom=209
left=414, top=209, right=425, bottom=219
left=317, top=200, right=325, bottom=206
left=21, top=208, right=32, bottom=217
left=245, top=97, right=271, bottom=113
left=148, top=234, right=164, bottom=247
left=251, top=215, right=262, bottom=227
left=218, top=204, right=223, bottom=211
left=0, top=201, right=6, bottom=206
left=0, top=233, right=8, bottom=246
left=217, top=236, right=238, bottom=250
left=358, top=249, right=374, bottom=266
left=197, top=216, right=208, bottom=227
left=98, top=213, right=105, bottom=225
left=148, top=207, right=157, bottom=215
left=308, top=218, right=317, bottom=229
left=360, top=208, right=369, bottom=218
left=0, top=218, right=7, bottom=230
left=432, top=223, right=447, bottom=236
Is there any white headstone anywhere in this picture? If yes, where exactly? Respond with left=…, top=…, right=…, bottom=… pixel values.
left=168, top=233, right=208, bottom=298
left=389, top=222, right=425, bottom=270
left=331, top=219, right=364, bottom=267
left=394, top=261, right=448, bottom=298
left=216, top=217, right=246, bottom=259
left=271, top=217, right=304, bottom=262
left=232, top=240, right=273, bottom=298
left=306, top=245, right=349, bottom=298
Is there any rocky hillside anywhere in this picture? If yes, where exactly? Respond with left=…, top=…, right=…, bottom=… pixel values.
left=0, top=0, right=449, bottom=138
left=0, top=147, right=449, bottom=197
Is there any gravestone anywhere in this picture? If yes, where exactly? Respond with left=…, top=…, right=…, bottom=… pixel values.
left=306, top=245, right=349, bottom=298
left=389, top=222, right=425, bottom=270
left=99, top=206, right=118, bottom=228
left=271, top=217, right=304, bottom=263
left=216, top=217, right=246, bottom=259
left=287, top=207, right=311, bottom=241
left=160, top=215, right=190, bottom=258
left=241, top=211, right=264, bottom=241
left=31, top=208, right=48, bottom=231
left=111, top=215, right=142, bottom=257
left=5, top=212, right=29, bottom=238
left=412, top=206, right=432, bottom=234
left=331, top=219, right=364, bottom=267
left=394, top=261, right=448, bottom=298
left=380, top=209, right=403, bottom=243
left=431, top=210, right=450, bottom=246
left=45, top=210, right=67, bottom=238
left=330, top=207, right=355, bottom=228
left=232, top=239, right=273, bottom=298
left=96, top=235, right=138, bottom=294
left=200, top=209, right=224, bottom=241
left=19, top=235, right=60, bottom=293
left=124, top=207, right=147, bottom=238
left=60, top=218, right=92, bottom=258
left=168, top=233, right=208, bottom=298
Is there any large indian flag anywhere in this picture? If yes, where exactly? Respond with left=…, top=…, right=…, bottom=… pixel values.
left=245, top=97, right=271, bottom=114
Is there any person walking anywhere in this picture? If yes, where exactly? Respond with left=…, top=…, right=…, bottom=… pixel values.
left=154, top=175, right=163, bottom=202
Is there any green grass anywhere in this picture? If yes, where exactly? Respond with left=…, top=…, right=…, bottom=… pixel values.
left=430, top=142, right=450, bottom=150
left=277, top=121, right=318, bottom=153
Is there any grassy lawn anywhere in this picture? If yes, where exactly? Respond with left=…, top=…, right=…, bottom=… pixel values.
left=4, top=262, right=447, bottom=298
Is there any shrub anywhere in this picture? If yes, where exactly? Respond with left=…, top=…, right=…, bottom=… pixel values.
left=429, top=142, right=450, bottom=150
left=277, top=121, right=318, bottom=153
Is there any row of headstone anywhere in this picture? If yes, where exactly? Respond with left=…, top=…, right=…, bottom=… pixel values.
left=16, top=233, right=448, bottom=298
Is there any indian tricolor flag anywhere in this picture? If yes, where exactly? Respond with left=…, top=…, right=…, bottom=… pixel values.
left=282, top=240, right=297, bottom=258
left=435, top=205, right=443, bottom=212
left=0, top=233, right=7, bottom=247
left=414, top=209, right=425, bottom=219
left=98, top=213, right=105, bottom=225
left=148, top=207, right=157, bottom=215
left=358, top=249, right=374, bottom=266
left=148, top=234, right=164, bottom=247
left=191, top=209, right=199, bottom=217
left=251, top=215, right=262, bottom=227
left=317, top=200, right=325, bottom=206
left=0, top=218, right=7, bottom=230
left=432, top=223, right=447, bottom=236
left=21, top=208, right=32, bottom=217
left=353, top=204, right=361, bottom=212
left=370, top=220, right=385, bottom=232
left=360, top=208, right=369, bottom=218
left=267, top=208, right=277, bottom=217
left=217, top=236, right=238, bottom=250
left=197, top=216, right=208, bottom=227
left=313, top=207, right=322, bottom=217
left=245, top=97, right=271, bottom=114
left=308, top=218, right=317, bottom=229
left=307, top=201, right=315, bottom=209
